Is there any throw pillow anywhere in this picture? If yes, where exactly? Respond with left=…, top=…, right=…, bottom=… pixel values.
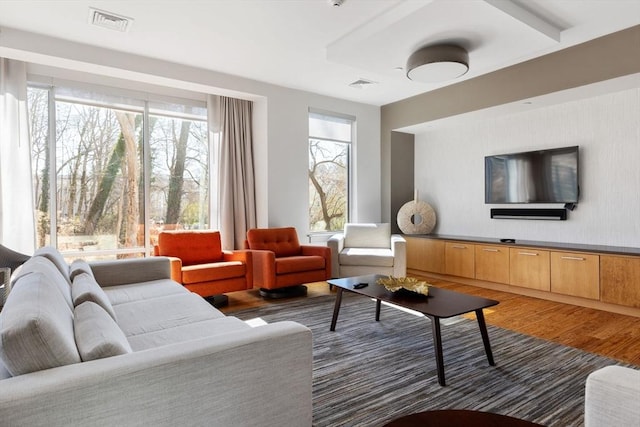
left=69, top=259, right=95, bottom=281
left=0, top=272, right=80, bottom=376
left=33, top=246, right=72, bottom=284
left=74, top=301, right=132, bottom=362
left=71, top=273, right=117, bottom=321
left=10, top=256, right=74, bottom=310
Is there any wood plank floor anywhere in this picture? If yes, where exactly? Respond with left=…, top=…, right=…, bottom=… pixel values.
left=221, top=277, right=640, bottom=366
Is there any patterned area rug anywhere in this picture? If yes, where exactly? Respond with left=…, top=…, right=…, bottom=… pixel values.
left=228, top=293, right=631, bottom=427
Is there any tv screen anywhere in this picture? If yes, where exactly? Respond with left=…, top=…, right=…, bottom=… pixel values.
left=485, top=146, right=579, bottom=204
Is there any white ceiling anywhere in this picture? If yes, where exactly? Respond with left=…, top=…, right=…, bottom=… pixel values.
left=0, top=0, right=639, bottom=106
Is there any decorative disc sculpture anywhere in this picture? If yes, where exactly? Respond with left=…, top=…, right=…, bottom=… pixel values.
left=397, top=192, right=436, bottom=234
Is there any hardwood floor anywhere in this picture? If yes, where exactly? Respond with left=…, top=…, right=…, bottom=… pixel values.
left=221, top=278, right=640, bottom=366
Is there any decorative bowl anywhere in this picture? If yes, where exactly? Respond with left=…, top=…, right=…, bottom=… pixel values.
left=376, top=276, right=430, bottom=296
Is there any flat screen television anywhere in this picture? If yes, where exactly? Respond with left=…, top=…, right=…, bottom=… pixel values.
left=485, top=146, right=579, bottom=204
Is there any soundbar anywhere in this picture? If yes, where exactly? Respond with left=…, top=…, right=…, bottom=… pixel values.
left=490, top=208, right=567, bottom=221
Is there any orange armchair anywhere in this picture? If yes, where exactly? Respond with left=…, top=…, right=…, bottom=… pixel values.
left=245, top=227, right=331, bottom=298
left=154, top=230, right=253, bottom=306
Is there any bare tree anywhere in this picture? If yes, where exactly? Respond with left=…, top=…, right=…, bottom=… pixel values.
left=309, top=139, right=347, bottom=231
left=115, top=111, right=140, bottom=249
left=165, top=120, right=191, bottom=227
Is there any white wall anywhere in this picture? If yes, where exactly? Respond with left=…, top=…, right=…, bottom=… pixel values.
left=0, top=28, right=381, bottom=244
left=414, top=88, right=640, bottom=248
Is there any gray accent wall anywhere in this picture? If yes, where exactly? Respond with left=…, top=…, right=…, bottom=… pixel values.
left=389, top=132, right=414, bottom=234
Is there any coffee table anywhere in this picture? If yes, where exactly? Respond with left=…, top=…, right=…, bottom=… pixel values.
left=327, top=274, right=499, bottom=386
left=383, top=409, right=545, bottom=426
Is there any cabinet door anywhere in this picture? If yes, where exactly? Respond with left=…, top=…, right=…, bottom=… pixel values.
left=475, top=245, right=509, bottom=284
left=550, top=252, right=599, bottom=299
left=445, top=242, right=475, bottom=278
left=406, top=237, right=445, bottom=274
left=509, top=248, right=550, bottom=291
left=600, top=255, right=640, bottom=308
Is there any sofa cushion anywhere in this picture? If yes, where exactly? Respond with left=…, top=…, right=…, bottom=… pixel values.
left=11, top=256, right=73, bottom=310
left=246, top=227, right=301, bottom=257
left=344, top=223, right=391, bottom=249
left=69, top=259, right=94, bottom=281
left=0, top=272, right=80, bottom=376
left=74, top=301, right=132, bottom=361
left=72, top=272, right=117, bottom=321
left=127, top=317, right=251, bottom=351
left=339, top=248, right=395, bottom=267
left=114, top=293, right=225, bottom=337
left=276, top=256, right=325, bottom=274
left=33, top=246, right=72, bottom=284
left=181, top=261, right=246, bottom=284
left=103, top=279, right=190, bottom=305
left=157, top=230, right=223, bottom=266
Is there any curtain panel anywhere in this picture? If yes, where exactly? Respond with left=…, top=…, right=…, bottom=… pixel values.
left=0, top=58, right=36, bottom=254
left=210, top=95, right=256, bottom=250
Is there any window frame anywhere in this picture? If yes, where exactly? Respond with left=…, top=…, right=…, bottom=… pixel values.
left=27, top=80, right=210, bottom=259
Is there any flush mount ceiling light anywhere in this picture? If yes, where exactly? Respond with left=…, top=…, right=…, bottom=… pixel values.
left=406, top=44, right=469, bottom=83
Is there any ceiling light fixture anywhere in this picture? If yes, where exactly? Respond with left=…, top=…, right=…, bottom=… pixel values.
left=406, top=44, right=469, bottom=83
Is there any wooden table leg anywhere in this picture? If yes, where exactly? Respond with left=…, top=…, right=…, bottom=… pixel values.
left=429, top=316, right=446, bottom=386
left=375, top=298, right=381, bottom=321
left=475, top=309, right=495, bottom=366
left=330, top=287, right=343, bottom=331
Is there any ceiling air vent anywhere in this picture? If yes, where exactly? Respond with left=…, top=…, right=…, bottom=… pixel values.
left=88, top=7, right=133, bottom=32
left=348, top=78, right=377, bottom=89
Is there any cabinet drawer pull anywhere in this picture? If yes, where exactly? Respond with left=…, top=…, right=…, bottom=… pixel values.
left=561, top=256, right=585, bottom=261
left=518, top=252, right=539, bottom=256
left=483, top=248, right=499, bottom=252
left=451, top=245, right=466, bottom=249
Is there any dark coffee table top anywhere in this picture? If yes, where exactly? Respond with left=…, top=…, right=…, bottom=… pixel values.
left=327, top=274, right=499, bottom=318
left=383, top=409, right=545, bottom=427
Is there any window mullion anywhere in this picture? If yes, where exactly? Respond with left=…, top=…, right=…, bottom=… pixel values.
left=48, top=86, right=57, bottom=249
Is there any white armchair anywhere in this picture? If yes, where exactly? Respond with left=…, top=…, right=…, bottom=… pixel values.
left=327, top=223, right=406, bottom=278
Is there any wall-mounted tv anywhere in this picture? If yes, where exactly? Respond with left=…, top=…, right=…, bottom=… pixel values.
left=485, top=146, right=579, bottom=204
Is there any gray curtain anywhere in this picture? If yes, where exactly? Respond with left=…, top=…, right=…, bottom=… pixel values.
left=214, top=96, right=256, bottom=250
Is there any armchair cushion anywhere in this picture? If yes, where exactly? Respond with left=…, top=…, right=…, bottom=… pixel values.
left=246, top=227, right=301, bottom=257
left=182, top=261, right=246, bottom=284
left=339, top=248, right=394, bottom=267
left=276, top=256, right=326, bottom=275
left=344, top=223, right=391, bottom=248
left=157, top=231, right=223, bottom=265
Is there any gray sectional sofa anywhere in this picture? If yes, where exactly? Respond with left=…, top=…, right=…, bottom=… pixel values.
left=0, top=247, right=312, bottom=427
left=585, top=365, right=640, bottom=426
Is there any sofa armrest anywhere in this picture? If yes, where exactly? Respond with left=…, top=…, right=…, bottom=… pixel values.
left=89, top=257, right=172, bottom=287
left=249, top=249, right=276, bottom=288
left=391, top=234, right=407, bottom=277
left=0, top=321, right=313, bottom=427
left=585, top=365, right=640, bottom=427
left=326, top=234, right=344, bottom=278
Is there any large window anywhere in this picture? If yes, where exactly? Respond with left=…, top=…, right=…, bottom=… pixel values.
left=28, top=84, right=209, bottom=259
left=308, top=110, right=354, bottom=232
